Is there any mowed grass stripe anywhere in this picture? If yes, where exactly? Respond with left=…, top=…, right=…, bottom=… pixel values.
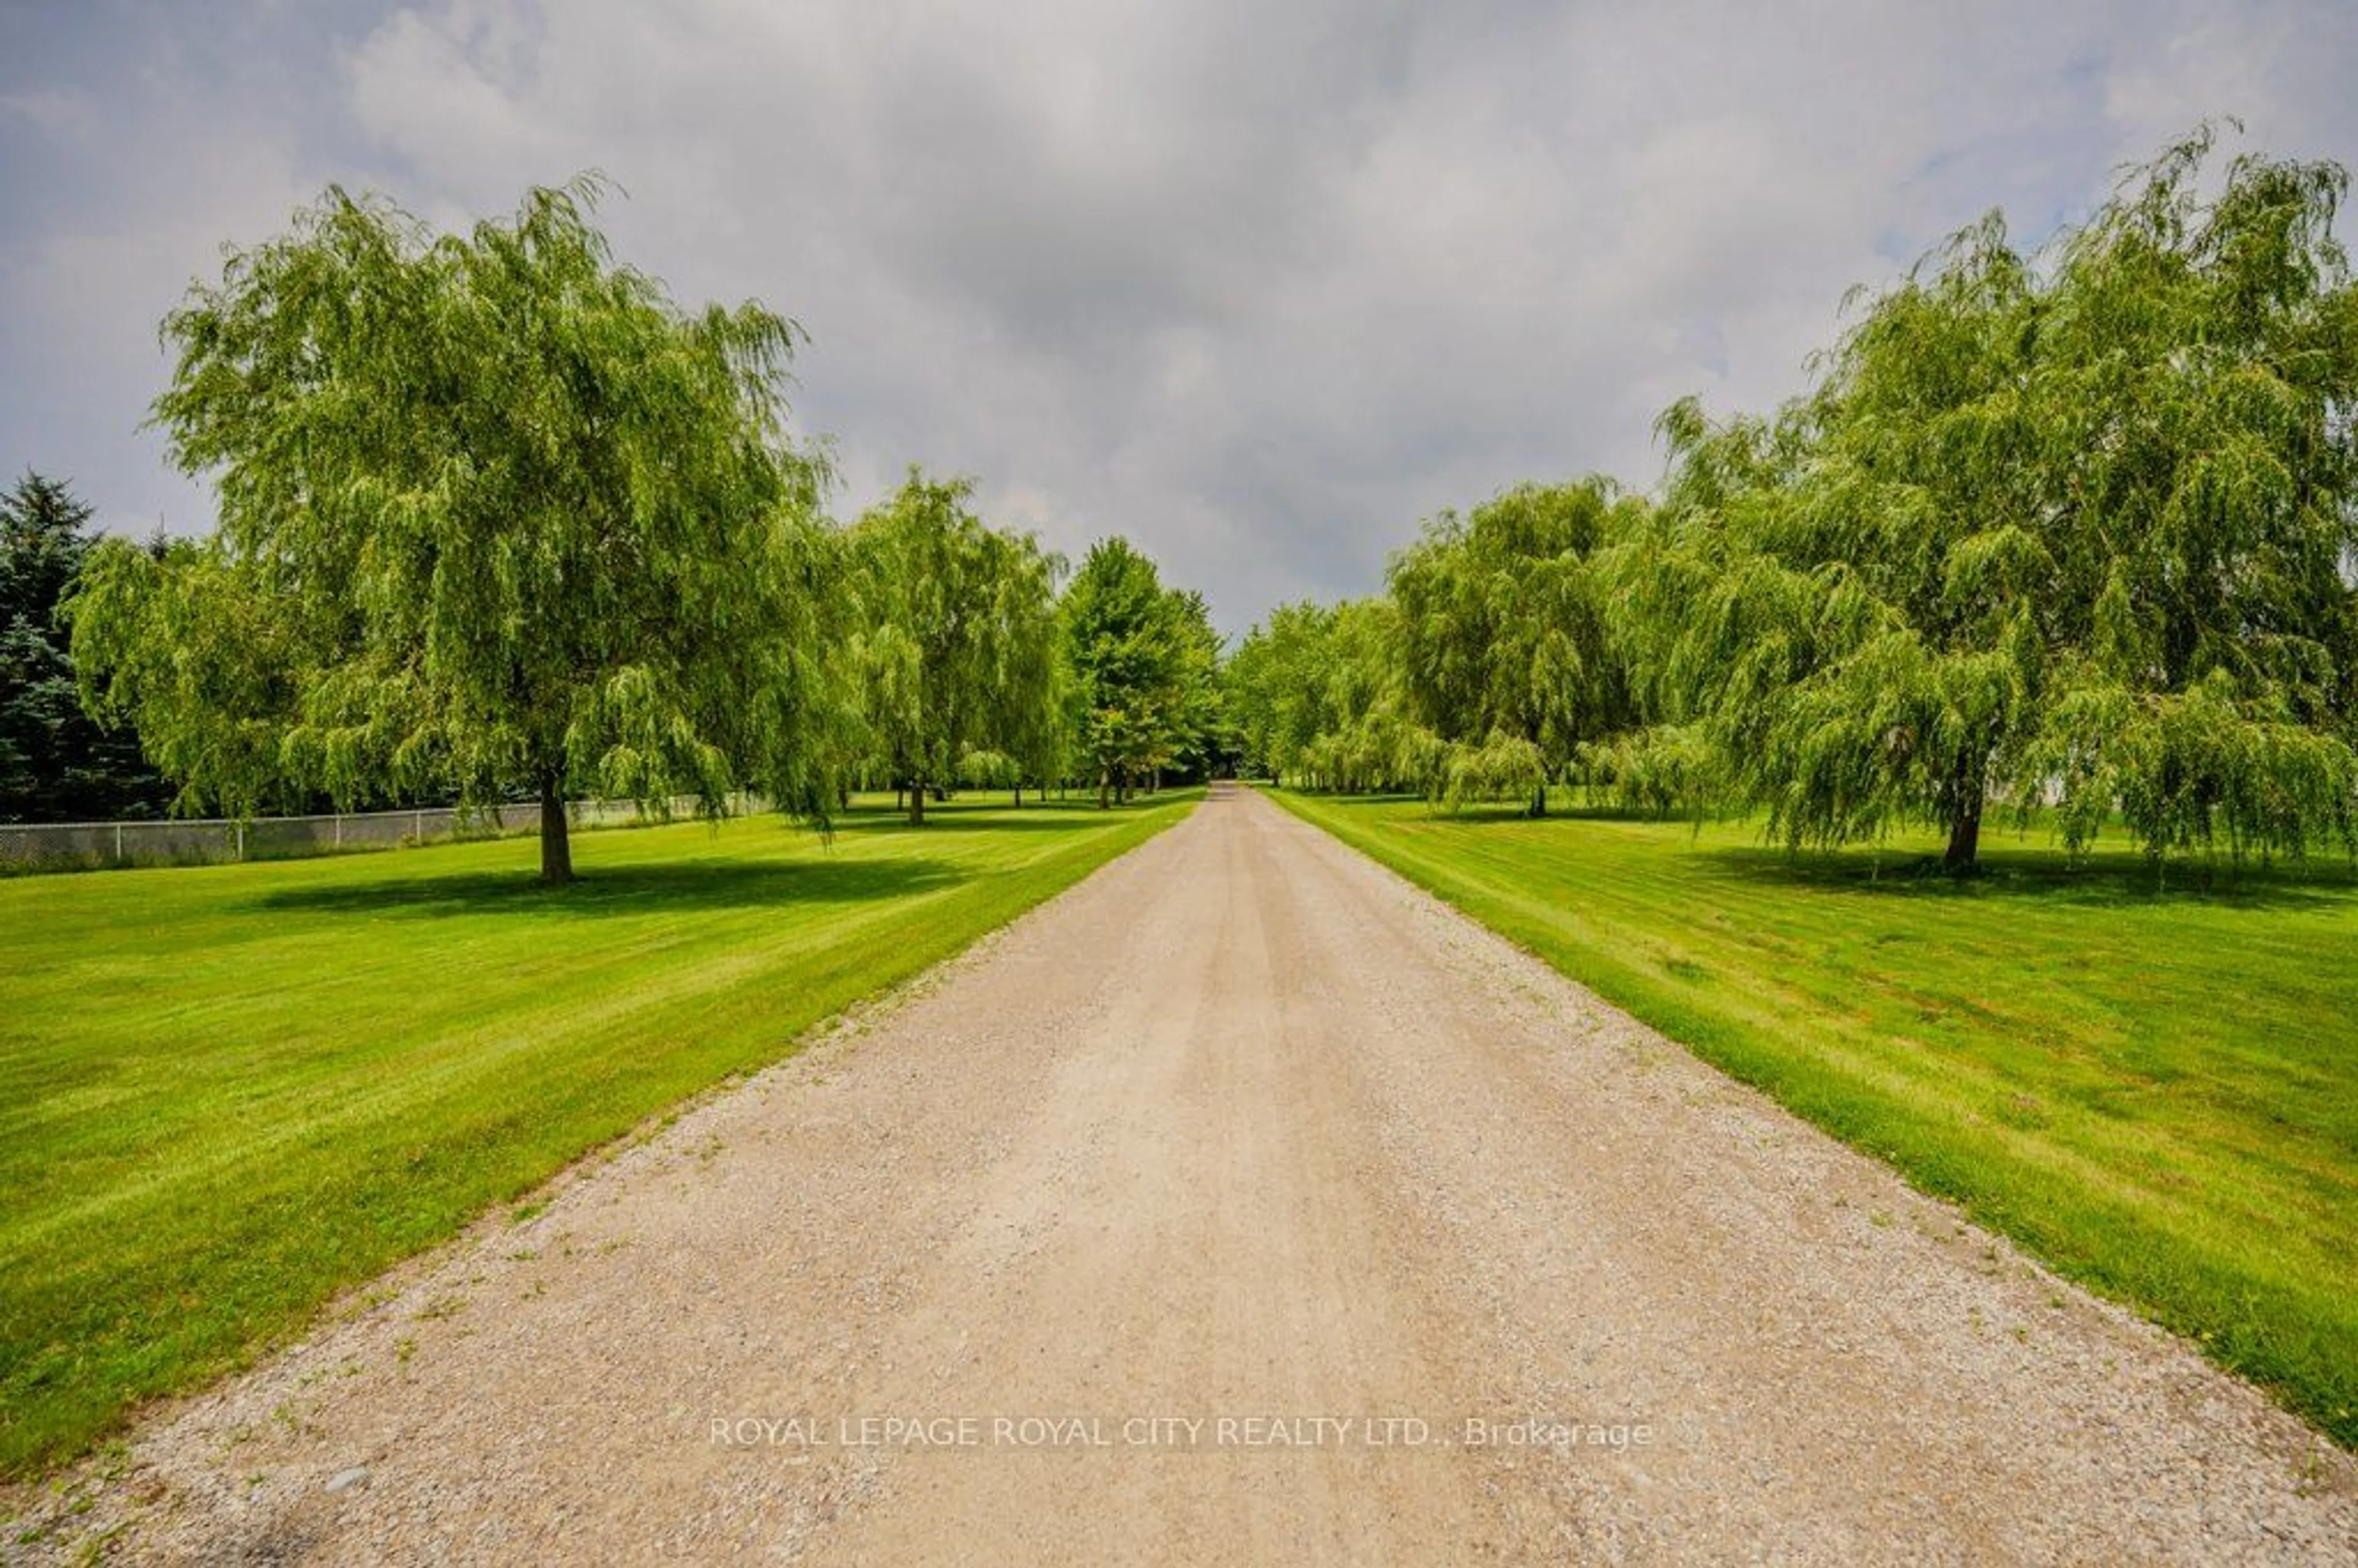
left=1344, top=812, right=2356, bottom=1248
left=0, top=791, right=1196, bottom=1477
left=1267, top=789, right=2358, bottom=1450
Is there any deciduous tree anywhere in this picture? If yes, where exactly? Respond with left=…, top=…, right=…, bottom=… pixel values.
left=848, top=470, right=1060, bottom=825
left=1060, top=538, right=1188, bottom=807
left=71, top=179, right=841, bottom=882
left=1388, top=478, right=1635, bottom=814
left=1638, top=128, right=2358, bottom=868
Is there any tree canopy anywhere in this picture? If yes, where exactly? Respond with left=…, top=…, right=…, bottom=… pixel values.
left=1223, top=599, right=1333, bottom=786
left=847, top=470, right=1062, bottom=824
left=1635, top=127, right=2358, bottom=866
left=1060, top=537, right=1215, bottom=806
left=70, top=178, right=841, bottom=881
left=1390, top=478, right=1636, bottom=814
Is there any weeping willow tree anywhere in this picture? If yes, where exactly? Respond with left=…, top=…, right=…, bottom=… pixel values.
left=847, top=470, right=1060, bottom=825
left=1300, top=597, right=1442, bottom=794
left=70, top=178, right=844, bottom=882
left=1388, top=478, right=1637, bottom=815
left=1635, top=221, right=2051, bottom=867
left=1638, top=127, right=2358, bottom=869
left=1226, top=600, right=1339, bottom=786
left=2023, top=129, right=2358, bottom=861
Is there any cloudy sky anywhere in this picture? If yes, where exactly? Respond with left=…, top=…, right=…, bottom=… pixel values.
left=4, top=1, right=2356, bottom=634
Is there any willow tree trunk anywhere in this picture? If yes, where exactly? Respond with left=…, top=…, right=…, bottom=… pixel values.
left=1530, top=781, right=1549, bottom=818
left=1944, top=793, right=1984, bottom=871
left=908, top=778, right=926, bottom=826
left=1944, top=750, right=1986, bottom=872
left=539, top=774, right=573, bottom=885
left=1098, top=768, right=1111, bottom=810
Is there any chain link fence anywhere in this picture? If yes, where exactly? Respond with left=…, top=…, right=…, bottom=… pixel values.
left=0, top=795, right=761, bottom=875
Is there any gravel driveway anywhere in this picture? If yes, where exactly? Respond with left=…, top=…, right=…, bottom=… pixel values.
left=13, top=784, right=2353, bottom=1564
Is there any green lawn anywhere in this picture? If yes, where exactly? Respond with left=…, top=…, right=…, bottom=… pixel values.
left=1268, top=788, right=2358, bottom=1451
left=0, top=789, right=1195, bottom=1478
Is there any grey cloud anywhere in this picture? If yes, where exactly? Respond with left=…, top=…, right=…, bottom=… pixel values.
left=5, top=0, right=2356, bottom=635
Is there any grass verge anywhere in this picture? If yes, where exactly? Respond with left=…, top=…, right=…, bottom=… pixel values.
left=1266, top=788, right=2358, bottom=1451
left=0, top=788, right=1196, bottom=1478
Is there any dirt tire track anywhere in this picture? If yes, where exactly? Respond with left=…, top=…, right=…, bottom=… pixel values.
left=10, top=785, right=2352, bottom=1564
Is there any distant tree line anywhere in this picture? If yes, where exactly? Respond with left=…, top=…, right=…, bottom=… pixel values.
left=842, top=471, right=1228, bottom=825
left=1226, top=128, right=2358, bottom=871
left=42, top=177, right=1227, bottom=880
left=44, top=129, right=2356, bottom=879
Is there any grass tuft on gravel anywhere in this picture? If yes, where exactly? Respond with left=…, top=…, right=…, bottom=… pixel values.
left=0, top=790, right=1196, bottom=1479
left=1267, top=788, right=2358, bottom=1452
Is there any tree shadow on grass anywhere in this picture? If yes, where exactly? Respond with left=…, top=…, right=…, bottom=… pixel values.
left=831, top=815, right=1104, bottom=836
left=1297, top=793, right=1633, bottom=826
left=1691, top=842, right=2357, bottom=913
left=249, top=856, right=969, bottom=920
left=830, top=801, right=1180, bottom=834
left=1368, top=794, right=2358, bottom=912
